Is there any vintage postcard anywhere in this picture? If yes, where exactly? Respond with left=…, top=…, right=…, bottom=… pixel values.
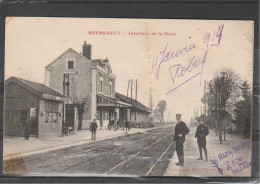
left=3, top=17, right=253, bottom=177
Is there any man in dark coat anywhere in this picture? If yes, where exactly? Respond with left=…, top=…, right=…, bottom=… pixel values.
left=195, top=120, right=209, bottom=161
left=125, top=119, right=130, bottom=132
left=24, top=119, right=31, bottom=140
left=90, top=119, right=98, bottom=140
left=173, top=114, right=189, bottom=166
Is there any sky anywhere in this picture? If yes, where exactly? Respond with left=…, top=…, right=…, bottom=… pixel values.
left=5, top=17, right=254, bottom=123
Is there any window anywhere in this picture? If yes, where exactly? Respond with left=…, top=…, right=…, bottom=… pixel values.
left=53, top=113, right=57, bottom=123
left=45, top=112, right=49, bottom=123
left=109, top=82, right=112, bottom=95
left=67, top=60, right=74, bottom=69
left=100, top=77, right=103, bottom=93
left=45, top=112, right=58, bottom=123
left=104, top=112, right=108, bottom=120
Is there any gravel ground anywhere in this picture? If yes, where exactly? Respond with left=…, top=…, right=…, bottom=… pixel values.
left=4, top=126, right=176, bottom=176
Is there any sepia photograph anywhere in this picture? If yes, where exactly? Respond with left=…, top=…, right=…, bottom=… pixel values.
left=3, top=17, right=253, bottom=177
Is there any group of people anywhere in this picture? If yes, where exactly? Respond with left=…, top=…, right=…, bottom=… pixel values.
left=108, top=119, right=130, bottom=131
left=174, top=114, right=209, bottom=166
left=89, top=119, right=131, bottom=140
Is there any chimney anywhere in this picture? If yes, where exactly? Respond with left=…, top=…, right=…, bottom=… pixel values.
left=103, top=57, right=109, bottom=64
left=82, top=41, right=92, bottom=60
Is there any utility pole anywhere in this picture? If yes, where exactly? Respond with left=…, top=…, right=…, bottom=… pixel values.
left=204, top=80, right=206, bottom=116
left=217, top=76, right=223, bottom=144
left=221, top=72, right=227, bottom=141
left=135, top=79, right=138, bottom=121
left=131, top=79, right=133, bottom=103
left=130, top=79, right=133, bottom=121
left=63, top=73, right=70, bottom=135
left=127, top=79, right=130, bottom=97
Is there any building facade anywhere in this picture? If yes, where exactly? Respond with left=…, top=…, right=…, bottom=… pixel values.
left=4, top=77, right=67, bottom=138
left=45, top=41, right=135, bottom=129
left=115, top=92, right=151, bottom=128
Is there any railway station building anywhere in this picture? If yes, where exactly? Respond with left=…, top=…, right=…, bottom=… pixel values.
left=115, top=92, right=151, bottom=128
left=4, top=77, right=67, bottom=138
left=44, top=41, right=141, bottom=130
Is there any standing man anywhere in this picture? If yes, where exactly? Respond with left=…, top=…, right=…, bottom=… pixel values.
left=195, top=119, right=209, bottom=161
left=174, top=114, right=189, bottom=166
left=125, top=119, right=130, bottom=133
left=24, top=118, right=31, bottom=140
left=90, top=119, right=98, bottom=140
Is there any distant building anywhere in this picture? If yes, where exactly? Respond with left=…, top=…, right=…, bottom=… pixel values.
left=4, top=77, right=67, bottom=138
left=115, top=92, right=151, bottom=128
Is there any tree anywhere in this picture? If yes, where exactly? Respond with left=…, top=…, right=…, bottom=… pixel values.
left=154, top=108, right=161, bottom=123
left=207, top=68, right=241, bottom=143
left=156, top=100, right=167, bottom=123
left=201, top=92, right=215, bottom=115
left=70, top=76, right=90, bottom=130
left=75, top=98, right=90, bottom=130
left=240, top=80, right=250, bottom=101
left=209, top=68, right=240, bottom=108
left=233, top=80, right=251, bottom=138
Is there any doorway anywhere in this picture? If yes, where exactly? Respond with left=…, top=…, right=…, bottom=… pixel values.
left=29, top=108, right=38, bottom=136
left=65, top=104, right=75, bottom=129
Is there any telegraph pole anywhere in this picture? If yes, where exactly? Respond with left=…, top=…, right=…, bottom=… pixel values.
left=131, top=79, right=133, bottom=104
left=127, top=79, right=130, bottom=97
left=63, top=73, right=70, bottom=135
left=135, top=79, right=138, bottom=121
left=130, top=79, right=133, bottom=121
left=204, top=80, right=206, bottom=116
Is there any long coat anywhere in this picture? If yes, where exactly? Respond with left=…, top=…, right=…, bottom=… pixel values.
left=195, top=124, right=209, bottom=142
left=90, top=122, right=98, bottom=132
left=174, top=121, right=189, bottom=142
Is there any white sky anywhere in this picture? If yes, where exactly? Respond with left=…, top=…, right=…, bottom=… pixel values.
left=5, top=17, right=254, bottom=123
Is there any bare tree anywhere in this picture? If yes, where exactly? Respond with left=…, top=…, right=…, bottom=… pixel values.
left=70, top=76, right=90, bottom=130
left=154, top=108, right=161, bottom=123
left=157, top=100, right=167, bottom=123
left=212, top=68, right=241, bottom=107
left=207, top=68, right=241, bottom=143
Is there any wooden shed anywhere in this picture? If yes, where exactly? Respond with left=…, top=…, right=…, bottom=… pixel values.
left=4, top=77, right=67, bottom=139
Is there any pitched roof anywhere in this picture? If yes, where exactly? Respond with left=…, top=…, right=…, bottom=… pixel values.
left=45, top=46, right=116, bottom=79
left=5, top=77, right=66, bottom=100
left=115, top=92, right=150, bottom=112
left=45, top=48, right=94, bottom=68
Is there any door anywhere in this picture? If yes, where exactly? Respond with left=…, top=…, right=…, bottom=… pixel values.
left=29, top=108, right=38, bottom=136
left=65, top=104, right=75, bottom=128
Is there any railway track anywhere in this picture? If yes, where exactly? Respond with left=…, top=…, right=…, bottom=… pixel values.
left=56, top=127, right=175, bottom=175
left=54, top=127, right=174, bottom=173
left=4, top=126, right=174, bottom=174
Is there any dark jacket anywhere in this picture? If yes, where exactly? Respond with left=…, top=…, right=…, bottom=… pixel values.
left=195, top=124, right=209, bottom=142
left=125, top=121, right=130, bottom=128
left=174, top=121, right=189, bottom=142
left=90, top=122, right=98, bottom=132
left=24, top=120, right=31, bottom=134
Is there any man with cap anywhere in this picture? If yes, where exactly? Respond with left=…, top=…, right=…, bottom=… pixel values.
left=174, top=114, right=189, bottom=166
left=195, top=119, right=209, bottom=161
left=90, top=118, right=98, bottom=140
